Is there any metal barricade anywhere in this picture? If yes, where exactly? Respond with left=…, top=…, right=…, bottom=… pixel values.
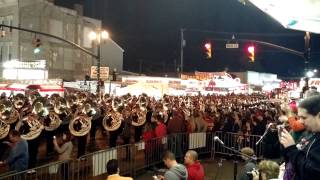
left=0, top=160, right=71, bottom=180
left=0, top=131, right=262, bottom=179
left=73, top=144, right=133, bottom=180
left=213, top=131, right=263, bottom=159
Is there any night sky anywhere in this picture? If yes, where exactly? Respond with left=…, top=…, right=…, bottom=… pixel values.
left=55, top=0, right=320, bottom=77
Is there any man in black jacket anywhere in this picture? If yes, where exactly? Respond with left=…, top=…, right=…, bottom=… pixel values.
left=280, top=95, right=320, bottom=180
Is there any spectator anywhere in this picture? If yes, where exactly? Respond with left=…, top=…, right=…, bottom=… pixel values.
left=106, top=159, right=133, bottom=180
left=53, top=132, right=73, bottom=161
left=251, top=160, right=280, bottom=180
left=238, top=147, right=256, bottom=180
left=53, top=132, right=73, bottom=180
left=184, top=150, right=204, bottom=180
left=159, top=151, right=188, bottom=180
left=143, top=122, right=155, bottom=166
left=280, top=95, right=320, bottom=180
left=0, top=130, right=29, bottom=172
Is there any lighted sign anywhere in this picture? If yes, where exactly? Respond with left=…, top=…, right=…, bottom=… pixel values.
left=3, top=69, right=48, bottom=80
left=3, top=60, right=46, bottom=69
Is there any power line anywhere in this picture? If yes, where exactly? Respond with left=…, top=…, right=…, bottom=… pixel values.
left=186, top=28, right=304, bottom=37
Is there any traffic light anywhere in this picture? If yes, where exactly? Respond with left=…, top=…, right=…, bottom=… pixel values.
left=247, top=45, right=255, bottom=62
left=204, top=42, right=212, bottom=59
left=32, top=38, right=42, bottom=54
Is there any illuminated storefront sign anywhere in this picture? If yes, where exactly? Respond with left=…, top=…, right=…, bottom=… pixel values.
left=2, top=60, right=48, bottom=80
left=3, top=60, right=46, bottom=69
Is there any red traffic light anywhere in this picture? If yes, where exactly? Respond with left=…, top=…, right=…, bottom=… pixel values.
left=247, top=46, right=255, bottom=53
left=205, top=43, right=211, bottom=49
left=247, top=45, right=255, bottom=62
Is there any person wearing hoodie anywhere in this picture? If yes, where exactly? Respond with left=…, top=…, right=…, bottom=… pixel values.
left=238, top=147, right=256, bottom=180
left=184, top=150, right=204, bottom=180
left=280, top=95, right=320, bottom=180
left=160, top=151, right=188, bottom=180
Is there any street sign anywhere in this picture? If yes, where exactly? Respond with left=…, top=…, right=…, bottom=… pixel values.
left=226, top=43, right=239, bottom=49
left=90, top=66, right=109, bottom=80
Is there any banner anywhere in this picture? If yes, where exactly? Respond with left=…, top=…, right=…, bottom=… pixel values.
left=92, top=149, right=117, bottom=176
left=189, top=133, right=206, bottom=149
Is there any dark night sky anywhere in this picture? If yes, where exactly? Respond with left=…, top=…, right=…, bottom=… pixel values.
left=55, top=0, right=320, bottom=77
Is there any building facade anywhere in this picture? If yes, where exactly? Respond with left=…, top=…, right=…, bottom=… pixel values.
left=0, top=0, right=123, bottom=81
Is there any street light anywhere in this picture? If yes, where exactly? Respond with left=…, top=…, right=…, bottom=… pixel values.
left=88, top=29, right=109, bottom=94
left=306, top=71, right=315, bottom=78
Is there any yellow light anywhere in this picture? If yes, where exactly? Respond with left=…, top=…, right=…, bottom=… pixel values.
left=88, top=31, right=97, bottom=40
left=101, top=30, right=109, bottom=39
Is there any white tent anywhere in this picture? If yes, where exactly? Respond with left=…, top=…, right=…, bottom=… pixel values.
left=116, top=82, right=169, bottom=98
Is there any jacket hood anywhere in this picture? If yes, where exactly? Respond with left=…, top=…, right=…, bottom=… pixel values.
left=171, top=164, right=188, bottom=179
left=187, top=161, right=202, bottom=170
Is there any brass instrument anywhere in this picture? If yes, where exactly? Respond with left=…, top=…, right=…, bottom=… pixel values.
left=131, top=96, right=147, bottom=126
left=0, top=99, right=20, bottom=124
left=102, top=109, right=122, bottom=131
left=69, top=115, right=92, bottom=136
left=13, top=93, right=26, bottom=109
left=32, top=97, right=61, bottom=131
left=15, top=114, right=44, bottom=140
left=27, top=92, right=41, bottom=105
left=69, top=101, right=94, bottom=136
left=131, top=107, right=147, bottom=127
left=0, top=120, right=10, bottom=140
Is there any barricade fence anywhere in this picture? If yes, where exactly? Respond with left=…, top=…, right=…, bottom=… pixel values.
left=0, top=131, right=262, bottom=180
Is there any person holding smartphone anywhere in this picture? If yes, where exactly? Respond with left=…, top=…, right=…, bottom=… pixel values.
left=280, top=95, right=320, bottom=180
left=53, top=132, right=73, bottom=180
left=53, top=132, right=73, bottom=161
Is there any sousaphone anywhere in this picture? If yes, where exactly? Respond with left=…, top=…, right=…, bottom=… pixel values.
left=0, top=99, right=20, bottom=124
left=102, top=109, right=122, bottom=131
left=69, top=102, right=93, bottom=136
left=15, top=113, right=44, bottom=140
left=0, top=120, right=10, bottom=140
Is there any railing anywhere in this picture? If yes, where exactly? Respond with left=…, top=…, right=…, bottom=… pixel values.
left=0, top=131, right=262, bottom=180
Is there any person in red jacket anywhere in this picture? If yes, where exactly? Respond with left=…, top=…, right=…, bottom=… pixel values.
left=143, top=122, right=155, bottom=165
left=184, top=150, right=205, bottom=180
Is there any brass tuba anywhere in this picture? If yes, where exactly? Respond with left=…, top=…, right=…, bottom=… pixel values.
left=15, top=113, right=44, bottom=140
left=0, top=120, right=10, bottom=140
left=0, top=99, right=20, bottom=124
left=102, top=109, right=122, bottom=131
left=131, top=96, right=147, bottom=127
left=13, top=93, right=26, bottom=109
left=68, top=102, right=93, bottom=136
left=32, top=97, right=61, bottom=132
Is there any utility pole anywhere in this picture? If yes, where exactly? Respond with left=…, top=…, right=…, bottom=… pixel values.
left=96, top=43, right=101, bottom=94
left=180, top=28, right=185, bottom=74
left=303, top=32, right=311, bottom=93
